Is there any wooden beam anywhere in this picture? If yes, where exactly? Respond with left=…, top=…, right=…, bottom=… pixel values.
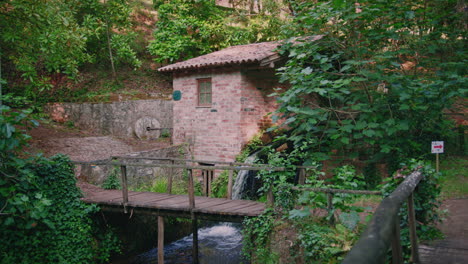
left=73, top=161, right=286, bottom=171
left=158, top=216, right=164, bottom=264
left=188, top=169, right=195, bottom=209
left=227, top=169, right=233, bottom=199
left=298, top=168, right=306, bottom=185
left=291, top=186, right=382, bottom=195
left=167, top=160, right=174, bottom=194
left=327, top=192, right=335, bottom=225
left=120, top=165, right=128, bottom=213
left=391, top=217, right=403, bottom=264
left=407, top=193, right=420, bottom=263
left=192, top=215, right=199, bottom=264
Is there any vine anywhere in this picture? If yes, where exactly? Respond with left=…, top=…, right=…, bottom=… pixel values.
left=0, top=104, right=120, bottom=263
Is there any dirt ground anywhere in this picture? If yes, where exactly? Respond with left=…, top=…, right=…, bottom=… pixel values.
left=419, top=198, right=468, bottom=264
left=26, top=121, right=170, bottom=162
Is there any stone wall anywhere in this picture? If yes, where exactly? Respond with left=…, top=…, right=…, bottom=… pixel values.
left=47, top=100, right=172, bottom=139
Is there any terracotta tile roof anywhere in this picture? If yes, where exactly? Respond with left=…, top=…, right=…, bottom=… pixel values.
left=158, top=41, right=282, bottom=72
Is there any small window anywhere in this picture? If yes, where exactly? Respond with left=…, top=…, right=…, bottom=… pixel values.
left=197, top=78, right=212, bottom=106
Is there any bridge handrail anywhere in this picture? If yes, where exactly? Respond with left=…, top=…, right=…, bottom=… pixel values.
left=72, top=158, right=319, bottom=215
left=341, top=169, right=424, bottom=264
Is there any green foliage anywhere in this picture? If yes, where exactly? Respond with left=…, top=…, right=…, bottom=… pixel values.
left=248, top=145, right=369, bottom=261
left=101, top=166, right=121, bottom=190
left=242, top=208, right=278, bottom=263
left=362, top=162, right=381, bottom=189
left=380, top=159, right=443, bottom=259
left=148, top=0, right=227, bottom=62
left=210, top=170, right=230, bottom=198
left=0, top=105, right=37, bottom=155
left=275, top=0, right=467, bottom=167
left=289, top=164, right=366, bottom=224
left=296, top=221, right=360, bottom=262
left=0, top=0, right=140, bottom=104
left=439, top=156, right=468, bottom=199
left=0, top=104, right=120, bottom=263
left=236, top=132, right=263, bottom=162
left=148, top=0, right=286, bottom=63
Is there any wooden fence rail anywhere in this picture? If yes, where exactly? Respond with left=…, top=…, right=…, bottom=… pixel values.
left=341, top=170, right=424, bottom=264
left=74, top=157, right=318, bottom=201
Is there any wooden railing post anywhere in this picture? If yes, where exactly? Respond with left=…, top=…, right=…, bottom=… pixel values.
left=158, top=216, right=164, bottom=264
left=391, top=216, right=404, bottom=264
left=267, top=186, right=274, bottom=206
left=192, top=215, right=199, bottom=264
left=202, top=169, right=207, bottom=196
left=120, top=165, right=128, bottom=213
left=298, top=168, right=306, bottom=185
left=208, top=169, right=213, bottom=197
left=327, top=192, right=335, bottom=224
left=187, top=169, right=195, bottom=210
left=167, top=159, right=174, bottom=194
left=408, top=192, right=420, bottom=263
left=187, top=168, right=199, bottom=264
left=227, top=168, right=233, bottom=200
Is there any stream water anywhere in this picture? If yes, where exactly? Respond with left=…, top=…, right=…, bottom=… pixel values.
left=131, top=222, right=244, bottom=264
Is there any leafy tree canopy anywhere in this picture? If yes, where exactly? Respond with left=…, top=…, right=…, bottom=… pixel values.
left=273, top=0, right=467, bottom=168
left=148, top=0, right=288, bottom=63
left=0, top=0, right=140, bottom=101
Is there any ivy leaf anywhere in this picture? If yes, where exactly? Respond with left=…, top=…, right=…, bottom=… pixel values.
left=289, top=208, right=311, bottom=219
left=363, top=129, right=376, bottom=137
left=339, top=211, right=360, bottom=230
left=340, top=137, right=350, bottom=144
left=302, top=67, right=313, bottom=75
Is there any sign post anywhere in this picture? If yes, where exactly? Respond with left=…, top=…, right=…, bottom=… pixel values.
left=431, top=141, right=444, bottom=173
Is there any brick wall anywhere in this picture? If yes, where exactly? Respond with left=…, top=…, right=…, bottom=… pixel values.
left=172, top=67, right=286, bottom=163
left=240, top=68, right=285, bottom=143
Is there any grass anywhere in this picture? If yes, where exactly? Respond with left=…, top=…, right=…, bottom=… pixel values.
left=439, top=155, right=468, bottom=200
left=351, top=194, right=383, bottom=206
left=133, top=177, right=203, bottom=196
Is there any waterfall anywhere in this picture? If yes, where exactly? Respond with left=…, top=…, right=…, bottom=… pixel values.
left=232, top=152, right=258, bottom=200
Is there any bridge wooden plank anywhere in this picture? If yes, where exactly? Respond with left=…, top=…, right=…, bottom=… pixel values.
left=193, top=199, right=236, bottom=209
left=152, top=196, right=190, bottom=206
left=80, top=185, right=266, bottom=219
left=205, top=203, right=261, bottom=213
left=223, top=203, right=266, bottom=214
left=88, top=191, right=152, bottom=203
left=83, top=191, right=123, bottom=201
left=195, top=202, right=264, bottom=215
left=128, top=193, right=174, bottom=205
left=191, top=197, right=230, bottom=207
left=140, top=196, right=191, bottom=207
left=198, top=200, right=256, bottom=212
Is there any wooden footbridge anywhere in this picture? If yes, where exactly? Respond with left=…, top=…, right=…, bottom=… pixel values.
left=74, top=157, right=314, bottom=264
left=74, top=157, right=287, bottom=221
